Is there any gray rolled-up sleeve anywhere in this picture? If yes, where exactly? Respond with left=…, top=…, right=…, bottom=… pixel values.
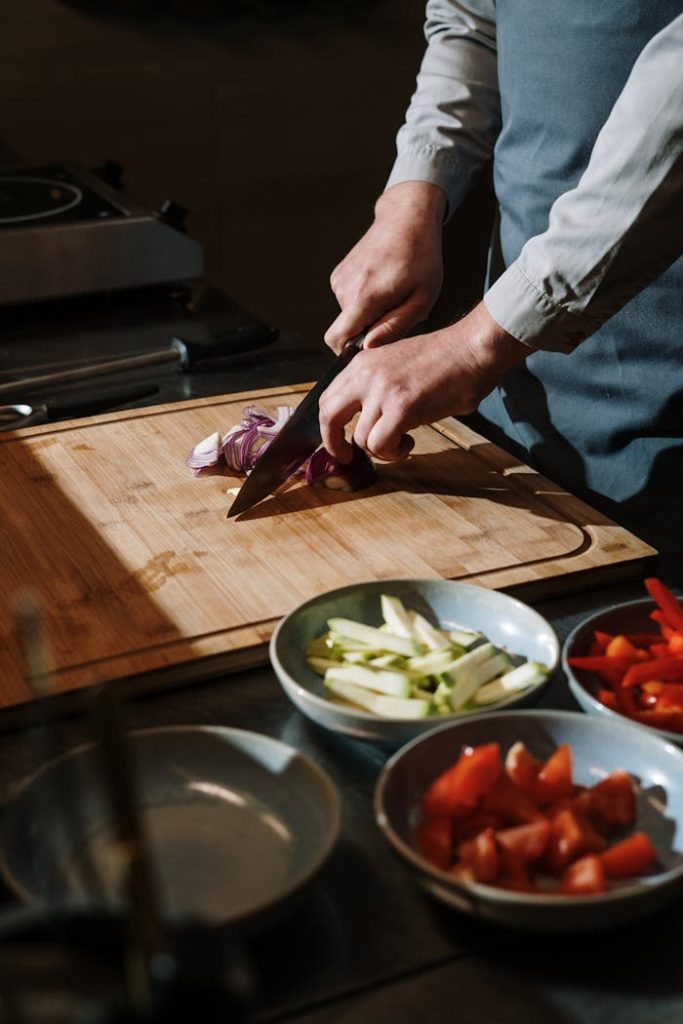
left=385, top=0, right=500, bottom=217
left=484, top=13, right=683, bottom=353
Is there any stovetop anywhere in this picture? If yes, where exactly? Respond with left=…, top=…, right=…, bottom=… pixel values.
left=0, top=164, right=126, bottom=229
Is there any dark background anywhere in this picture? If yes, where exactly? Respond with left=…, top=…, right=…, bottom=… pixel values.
left=1, top=0, right=493, bottom=339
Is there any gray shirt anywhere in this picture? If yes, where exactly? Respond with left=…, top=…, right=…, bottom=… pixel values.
left=386, top=1, right=683, bottom=354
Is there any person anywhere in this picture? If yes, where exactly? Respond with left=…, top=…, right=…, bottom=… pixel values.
left=318, top=2, right=683, bottom=573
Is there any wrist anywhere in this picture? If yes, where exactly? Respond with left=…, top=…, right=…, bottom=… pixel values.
left=458, top=302, right=531, bottom=377
left=375, top=181, right=447, bottom=229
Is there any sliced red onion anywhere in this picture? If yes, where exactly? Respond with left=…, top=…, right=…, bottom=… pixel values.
left=221, top=404, right=296, bottom=472
left=188, top=406, right=377, bottom=495
left=305, top=442, right=377, bottom=491
left=186, top=430, right=222, bottom=475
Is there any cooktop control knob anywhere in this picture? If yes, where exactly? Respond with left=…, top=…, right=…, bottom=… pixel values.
left=157, top=198, right=188, bottom=233
left=92, top=160, right=125, bottom=189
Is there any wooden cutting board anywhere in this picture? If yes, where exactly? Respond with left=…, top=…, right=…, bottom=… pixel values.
left=0, top=383, right=655, bottom=713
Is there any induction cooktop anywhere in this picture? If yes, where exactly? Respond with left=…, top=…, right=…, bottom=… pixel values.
left=0, top=162, right=204, bottom=305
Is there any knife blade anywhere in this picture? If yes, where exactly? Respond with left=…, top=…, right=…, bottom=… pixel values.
left=227, top=332, right=365, bottom=518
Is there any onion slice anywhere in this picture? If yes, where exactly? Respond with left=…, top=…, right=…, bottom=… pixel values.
left=186, top=430, right=222, bottom=475
left=221, top=404, right=296, bottom=472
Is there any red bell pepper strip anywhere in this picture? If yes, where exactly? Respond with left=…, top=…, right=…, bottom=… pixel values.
left=637, top=683, right=683, bottom=714
left=645, top=578, right=683, bottom=631
left=624, top=632, right=665, bottom=648
left=651, top=610, right=672, bottom=633
left=596, top=689, right=618, bottom=711
left=567, top=655, right=634, bottom=689
left=621, top=657, right=683, bottom=688
left=593, top=630, right=614, bottom=651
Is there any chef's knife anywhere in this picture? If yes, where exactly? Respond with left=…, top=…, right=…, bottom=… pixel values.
left=227, top=332, right=365, bottom=518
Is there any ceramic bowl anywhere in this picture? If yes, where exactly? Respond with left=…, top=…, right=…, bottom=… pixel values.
left=270, top=578, right=559, bottom=746
left=0, top=726, right=340, bottom=929
left=563, top=597, right=683, bottom=746
left=375, top=709, right=683, bottom=932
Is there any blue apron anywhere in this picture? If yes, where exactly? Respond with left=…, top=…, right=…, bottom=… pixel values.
left=473, top=1, right=683, bottom=570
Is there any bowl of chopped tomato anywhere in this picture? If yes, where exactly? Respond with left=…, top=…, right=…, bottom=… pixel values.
left=563, top=578, right=683, bottom=743
left=374, top=709, right=683, bottom=931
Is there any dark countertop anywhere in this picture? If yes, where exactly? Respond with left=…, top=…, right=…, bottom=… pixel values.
left=0, top=285, right=680, bottom=1023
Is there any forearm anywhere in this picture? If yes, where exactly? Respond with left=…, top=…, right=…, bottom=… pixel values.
left=386, top=0, right=500, bottom=218
left=485, top=13, right=683, bottom=354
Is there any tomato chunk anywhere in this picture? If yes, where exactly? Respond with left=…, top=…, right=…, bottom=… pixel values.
left=422, top=743, right=502, bottom=817
left=585, top=771, right=636, bottom=830
left=505, top=741, right=541, bottom=795
left=450, top=811, right=503, bottom=843
left=415, top=816, right=452, bottom=871
left=560, top=854, right=606, bottom=895
left=497, top=848, right=534, bottom=892
left=458, top=827, right=499, bottom=883
left=535, top=744, right=574, bottom=804
left=546, top=807, right=605, bottom=873
left=495, top=820, right=551, bottom=863
left=482, top=773, right=545, bottom=825
left=601, top=832, right=657, bottom=878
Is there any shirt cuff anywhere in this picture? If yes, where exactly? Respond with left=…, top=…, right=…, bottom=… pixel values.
left=483, top=261, right=591, bottom=354
left=385, top=147, right=473, bottom=221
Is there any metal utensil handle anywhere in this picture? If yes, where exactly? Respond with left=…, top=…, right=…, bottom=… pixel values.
left=0, top=347, right=180, bottom=400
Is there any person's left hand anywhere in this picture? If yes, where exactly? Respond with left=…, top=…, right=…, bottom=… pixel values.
left=318, top=301, right=530, bottom=463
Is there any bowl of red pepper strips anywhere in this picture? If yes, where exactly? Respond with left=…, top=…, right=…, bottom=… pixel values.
left=563, top=578, right=683, bottom=743
left=375, top=709, right=683, bottom=932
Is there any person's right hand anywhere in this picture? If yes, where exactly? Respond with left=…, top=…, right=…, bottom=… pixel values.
left=324, top=181, right=447, bottom=353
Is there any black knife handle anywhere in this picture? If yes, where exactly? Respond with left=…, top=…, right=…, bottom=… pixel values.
left=173, top=325, right=279, bottom=370
left=342, top=331, right=367, bottom=355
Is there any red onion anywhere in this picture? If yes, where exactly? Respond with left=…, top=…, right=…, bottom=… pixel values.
left=305, top=441, right=377, bottom=491
left=187, top=405, right=377, bottom=493
left=221, top=404, right=295, bottom=472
